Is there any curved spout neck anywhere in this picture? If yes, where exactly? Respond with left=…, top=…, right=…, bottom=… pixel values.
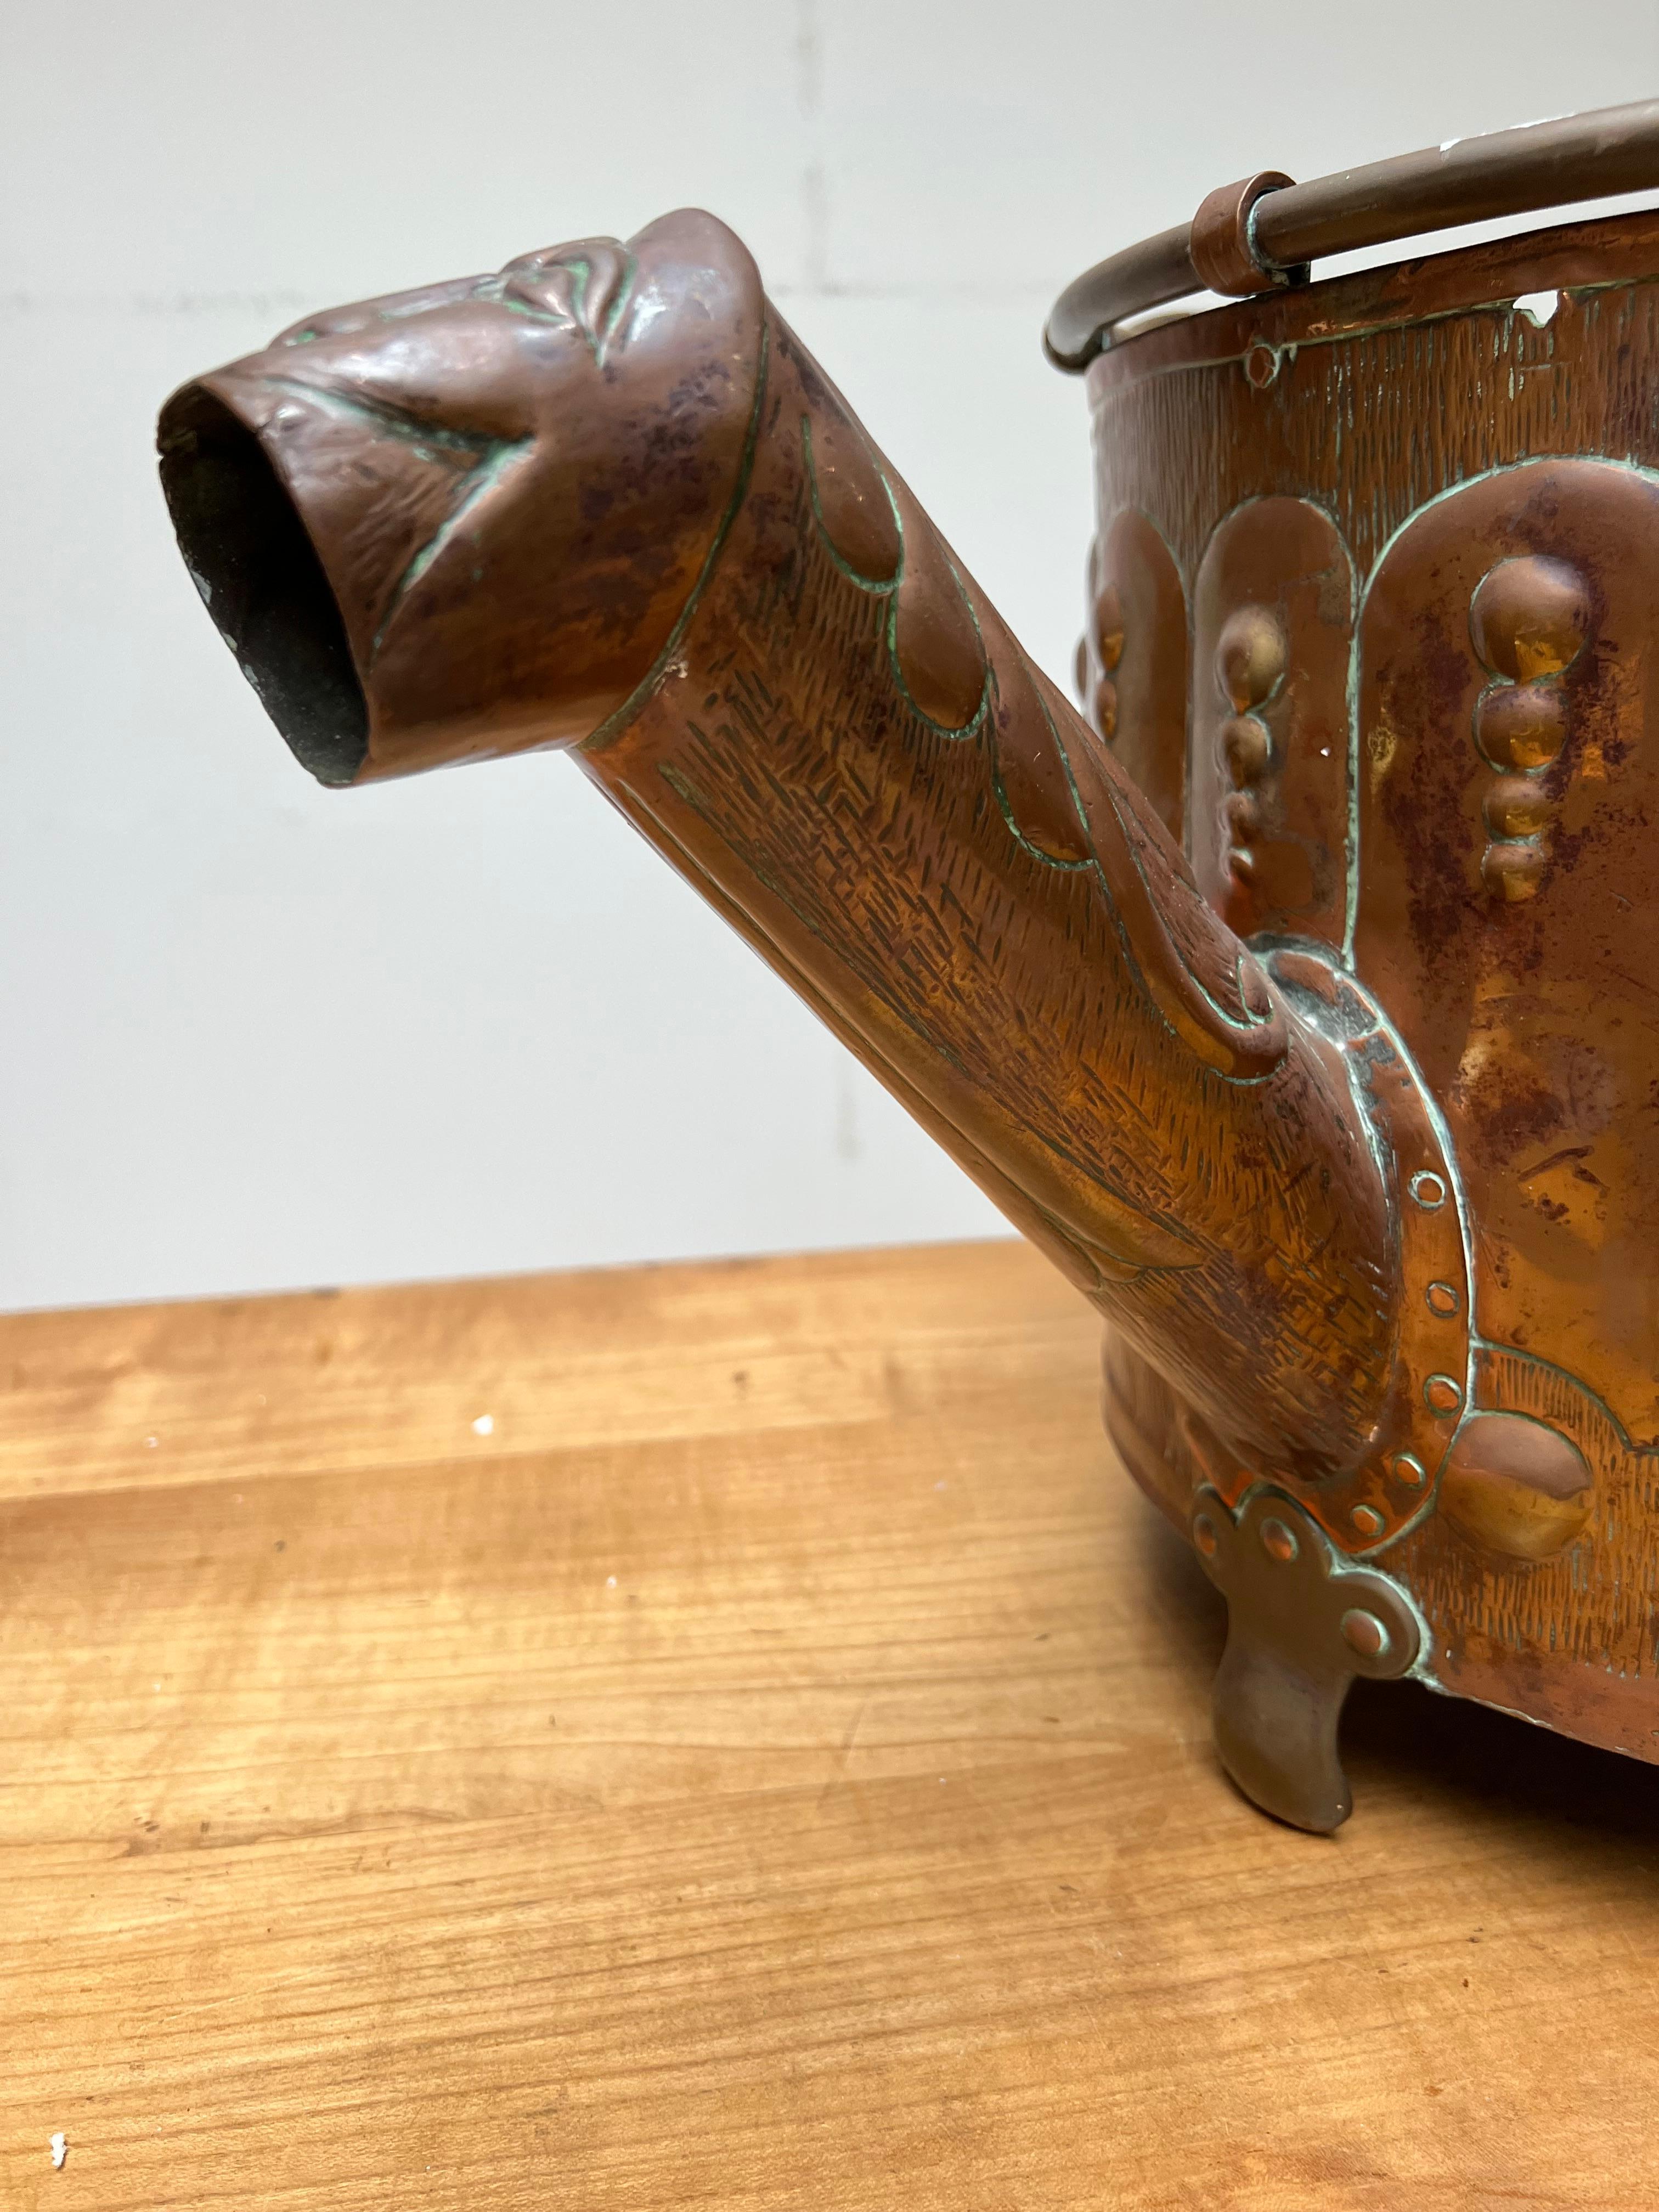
left=160, top=208, right=1431, bottom=1504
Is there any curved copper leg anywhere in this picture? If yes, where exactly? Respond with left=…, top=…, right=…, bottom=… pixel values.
left=1192, top=1489, right=1421, bottom=1832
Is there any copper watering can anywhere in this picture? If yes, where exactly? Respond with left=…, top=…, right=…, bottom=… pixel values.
left=159, top=101, right=1659, bottom=1830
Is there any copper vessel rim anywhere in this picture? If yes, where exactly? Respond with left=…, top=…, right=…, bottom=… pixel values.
left=1046, top=98, right=1659, bottom=369
left=1082, top=204, right=1659, bottom=391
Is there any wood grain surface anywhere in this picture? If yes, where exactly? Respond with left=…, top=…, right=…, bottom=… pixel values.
left=1, top=1238, right=1654, bottom=2210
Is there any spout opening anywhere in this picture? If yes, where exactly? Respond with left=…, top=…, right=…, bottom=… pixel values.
left=159, top=387, right=369, bottom=788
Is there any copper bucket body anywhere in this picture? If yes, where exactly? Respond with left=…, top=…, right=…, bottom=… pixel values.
left=1086, top=208, right=1659, bottom=1776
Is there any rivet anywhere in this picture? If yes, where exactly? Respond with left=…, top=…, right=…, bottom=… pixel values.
left=1473, top=684, right=1569, bottom=772
left=1193, top=1513, right=1218, bottom=1558
left=1260, top=1516, right=1298, bottom=1562
left=1409, top=1170, right=1447, bottom=1211
left=1470, top=557, right=1590, bottom=682
left=1481, top=839, right=1545, bottom=902
left=1424, top=1373, right=1465, bottom=1416
left=1093, top=675, right=1118, bottom=741
left=1215, top=605, right=1286, bottom=712
left=1391, top=1451, right=1427, bottom=1488
left=1073, top=635, right=1090, bottom=702
left=1341, top=1606, right=1390, bottom=1659
left=1482, top=774, right=1551, bottom=840
left=1093, top=584, right=1125, bottom=673
left=1351, top=1503, right=1386, bottom=1538
left=1425, top=1280, right=1461, bottom=1318
left=1223, top=713, right=1272, bottom=786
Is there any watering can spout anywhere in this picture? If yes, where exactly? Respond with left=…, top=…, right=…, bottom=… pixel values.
left=160, top=209, right=1445, bottom=1793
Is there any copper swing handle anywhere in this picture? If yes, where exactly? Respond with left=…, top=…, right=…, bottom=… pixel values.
left=1045, top=96, right=1659, bottom=369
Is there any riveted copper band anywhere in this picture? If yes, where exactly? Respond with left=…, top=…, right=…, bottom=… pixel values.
left=1188, top=170, right=1296, bottom=297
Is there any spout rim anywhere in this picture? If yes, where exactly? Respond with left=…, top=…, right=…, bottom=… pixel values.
left=158, top=380, right=370, bottom=789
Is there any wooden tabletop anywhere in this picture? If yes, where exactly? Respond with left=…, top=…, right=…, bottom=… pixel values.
left=1, top=1238, right=1654, bottom=2209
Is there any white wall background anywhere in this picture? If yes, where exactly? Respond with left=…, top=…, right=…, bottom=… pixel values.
left=2, top=2, right=1656, bottom=1311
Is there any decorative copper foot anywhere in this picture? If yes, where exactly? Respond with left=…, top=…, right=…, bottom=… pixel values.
left=1191, top=1488, right=1421, bottom=1832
